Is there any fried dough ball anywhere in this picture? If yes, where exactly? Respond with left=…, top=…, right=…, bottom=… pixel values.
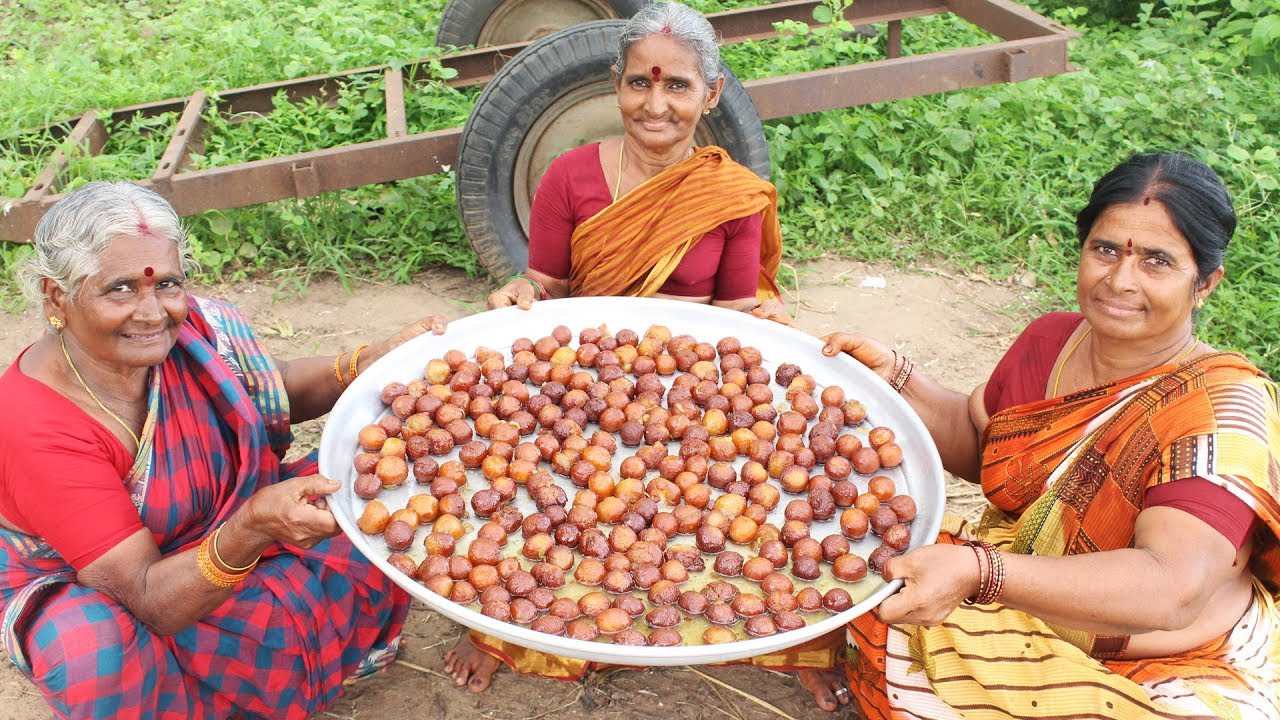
left=868, top=544, right=899, bottom=574
left=833, top=553, right=868, bottom=582
left=823, top=588, right=854, bottom=612
left=889, top=495, right=918, bottom=522
left=357, top=501, right=391, bottom=535
left=531, top=615, right=566, bottom=636
left=565, top=618, right=600, bottom=641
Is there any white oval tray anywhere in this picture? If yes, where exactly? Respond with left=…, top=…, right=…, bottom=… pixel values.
left=319, top=297, right=944, bottom=666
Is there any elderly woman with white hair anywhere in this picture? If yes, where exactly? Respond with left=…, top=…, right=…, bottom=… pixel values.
left=485, top=0, right=790, bottom=325
left=0, top=180, right=446, bottom=719
left=456, top=2, right=849, bottom=707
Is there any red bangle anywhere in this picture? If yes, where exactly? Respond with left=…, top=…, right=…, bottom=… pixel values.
left=525, top=275, right=549, bottom=300
left=963, top=541, right=1005, bottom=605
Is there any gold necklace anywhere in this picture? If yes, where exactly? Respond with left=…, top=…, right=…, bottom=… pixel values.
left=612, top=143, right=697, bottom=201
left=613, top=142, right=625, bottom=201
left=60, top=334, right=141, bottom=449
left=1051, top=326, right=1092, bottom=397
left=1051, top=326, right=1198, bottom=397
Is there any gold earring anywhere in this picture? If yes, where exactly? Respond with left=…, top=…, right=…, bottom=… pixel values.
left=703, top=109, right=711, bottom=116
left=1194, top=296, right=1204, bottom=309
left=48, top=316, right=64, bottom=332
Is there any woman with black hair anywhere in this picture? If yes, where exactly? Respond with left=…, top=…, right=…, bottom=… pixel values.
left=826, top=152, right=1280, bottom=718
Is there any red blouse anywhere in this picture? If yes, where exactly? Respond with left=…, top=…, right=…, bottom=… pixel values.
left=984, top=313, right=1256, bottom=549
left=0, top=350, right=147, bottom=570
left=527, top=143, right=763, bottom=301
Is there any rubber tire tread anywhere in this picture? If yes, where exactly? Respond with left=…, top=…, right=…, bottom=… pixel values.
left=436, top=0, right=649, bottom=48
left=455, top=20, right=770, bottom=279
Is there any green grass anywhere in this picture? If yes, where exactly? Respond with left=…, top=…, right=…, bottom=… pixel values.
left=1, top=0, right=1276, bottom=372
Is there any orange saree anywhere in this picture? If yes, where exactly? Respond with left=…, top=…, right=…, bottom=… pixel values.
left=467, top=146, right=836, bottom=681
left=850, top=352, right=1280, bottom=719
left=569, top=145, right=782, bottom=302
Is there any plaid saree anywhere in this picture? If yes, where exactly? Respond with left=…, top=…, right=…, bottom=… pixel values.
left=850, top=351, right=1280, bottom=719
left=0, top=296, right=408, bottom=719
left=568, top=145, right=782, bottom=302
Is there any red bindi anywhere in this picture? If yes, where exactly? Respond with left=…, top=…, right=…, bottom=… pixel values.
left=144, top=266, right=155, bottom=284
left=651, top=66, right=661, bottom=81
left=1125, top=238, right=1134, bottom=256
left=1142, top=196, right=1151, bottom=205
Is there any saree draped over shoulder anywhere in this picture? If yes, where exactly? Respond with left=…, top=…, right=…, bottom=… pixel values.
left=568, top=145, right=783, bottom=301
left=0, top=296, right=408, bottom=720
left=850, top=352, right=1280, bottom=719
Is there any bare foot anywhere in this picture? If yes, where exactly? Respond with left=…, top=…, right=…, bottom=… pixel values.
left=798, top=668, right=851, bottom=712
left=443, top=636, right=503, bottom=693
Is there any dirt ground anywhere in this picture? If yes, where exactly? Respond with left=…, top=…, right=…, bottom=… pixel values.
left=0, top=257, right=1028, bottom=719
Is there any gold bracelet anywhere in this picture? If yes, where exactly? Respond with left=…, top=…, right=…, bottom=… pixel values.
left=196, top=534, right=248, bottom=589
left=348, top=344, right=369, bottom=384
left=210, top=523, right=259, bottom=573
left=333, top=352, right=348, bottom=388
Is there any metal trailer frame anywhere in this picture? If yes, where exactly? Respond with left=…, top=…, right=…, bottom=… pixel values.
left=0, top=0, right=1077, bottom=244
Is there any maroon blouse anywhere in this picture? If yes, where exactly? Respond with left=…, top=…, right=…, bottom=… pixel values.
left=984, top=313, right=1255, bottom=549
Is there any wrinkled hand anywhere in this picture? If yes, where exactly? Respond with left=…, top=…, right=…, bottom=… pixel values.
left=821, top=331, right=897, bottom=383
left=751, top=298, right=795, bottom=326
left=383, top=314, right=448, bottom=348
left=241, top=475, right=342, bottom=549
left=487, top=278, right=538, bottom=310
left=876, top=544, right=980, bottom=626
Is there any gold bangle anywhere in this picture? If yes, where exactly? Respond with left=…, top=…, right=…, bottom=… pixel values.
left=349, top=344, right=369, bottom=383
left=891, top=358, right=915, bottom=393
left=196, top=534, right=248, bottom=589
left=210, top=523, right=259, bottom=574
left=334, top=352, right=348, bottom=388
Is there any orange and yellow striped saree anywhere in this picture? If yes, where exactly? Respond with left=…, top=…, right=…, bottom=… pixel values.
left=850, top=352, right=1280, bottom=719
left=568, top=145, right=782, bottom=302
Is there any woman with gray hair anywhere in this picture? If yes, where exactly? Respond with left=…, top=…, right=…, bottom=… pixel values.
left=458, top=4, right=851, bottom=707
left=485, top=1, right=790, bottom=326
left=0, top=181, right=447, bottom=718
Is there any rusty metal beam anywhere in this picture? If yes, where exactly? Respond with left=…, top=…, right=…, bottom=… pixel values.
left=151, top=92, right=207, bottom=193
left=22, top=111, right=107, bottom=202
left=20, top=0, right=949, bottom=135
left=745, top=34, right=1072, bottom=121
left=385, top=69, right=408, bottom=139
left=0, top=0, right=1076, bottom=243
left=5, top=128, right=461, bottom=230
left=709, top=0, right=945, bottom=42
left=887, top=19, right=903, bottom=59
left=947, top=0, right=1078, bottom=40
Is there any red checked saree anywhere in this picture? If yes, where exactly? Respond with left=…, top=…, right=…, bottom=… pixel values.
left=849, top=348, right=1280, bottom=719
left=0, top=296, right=408, bottom=719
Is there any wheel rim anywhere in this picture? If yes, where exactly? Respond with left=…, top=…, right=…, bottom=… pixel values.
left=512, top=83, right=718, bottom=234
left=479, top=0, right=621, bottom=45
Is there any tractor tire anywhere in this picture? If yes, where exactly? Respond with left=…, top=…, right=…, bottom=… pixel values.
left=436, top=0, right=648, bottom=47
left=454, top=19, right=769, bottom=280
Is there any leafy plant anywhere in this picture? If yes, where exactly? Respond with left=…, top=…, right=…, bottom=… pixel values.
left=1, top=0, right=1276, bottom=374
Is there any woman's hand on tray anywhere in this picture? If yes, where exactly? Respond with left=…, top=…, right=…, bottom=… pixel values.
left=751, top=299, right=796, bottom=327
left=875, top=544, right=980, bottom=626
left=383, top=315, right=449, bottom=346
left=233, top=475, right=345, bottom=551
left=488, top=277, right=540, bottom=310
left=821, top=332, right=895, bottom=384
